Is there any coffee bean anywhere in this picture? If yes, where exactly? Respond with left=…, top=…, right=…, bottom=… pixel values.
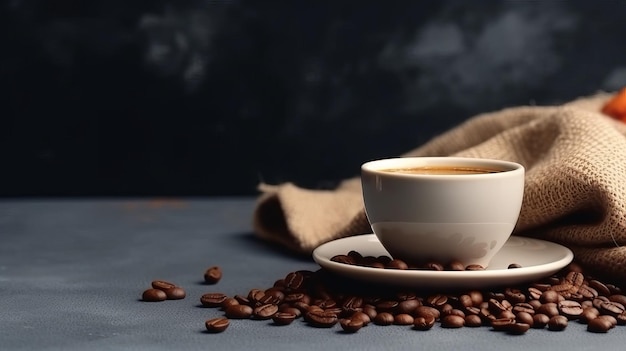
left=488, top=299, right=510, bottom=315
left=558, top=300, right=583, bottom=319
left=221, top=297, right=239, bottom=310
left=547, top=315, right=568, bottom=331
left=306, top=310, right=338, bottom=328
left=397, top=299, right=420, bottom=315
left=468, top=291, right=484, bottom=306
left=426, top=294, right=448, bottom=308
left=508, top=263, right=522, bottom=269
left=362, top=304, right=378, bottom=320
left=424, top=262, right=444, bottom=271
left=225, top=304, right=253, bottom=319
left=331, top=255, right=356, bottom=265
left=537, top=302, right=559, bottom=317
left=540, top=290, right=560, bottom=304
left=589, top=279, right=611, bottom=297
left=376, top=300, right=399, bottom=313
left=527, top=287, right=542, bottom=300
left=200, top=293, right=228, bottom=307
left=205, top=317, right=229, bottom=333
left=415, top=306, right=440, bottom=320
left=609, top=294, right=626, bottom=306
left=579, top=307, right=600, bottom=324
left=491, top=318, right=515, bottom=331
left=394, top=313, right=414, bottom=325
left=284, top=272, right=305, bottom=292
left=350, top=311, right=371, bottom=326
left=597, top=315, right=618, bottom=328
left=464, top=314, right=482, bottom=327
left=505, top=288, right=526, bottom=304
left=528, top=300, right=542, bottom=310
left=516, top=311, right=534, bottom=326
left=593, top=296, right=610, bottom=309
left=272, top=312, right=296, bottom=325
left=512, top=302, right=535, bottom=315
left=441, top=315, right=464, bottom=328
left=234, top=295, right=250, bottom=306
left=587, top=317, right=612, bottom=333
left=204, top=266, right=222, bottom=284
left=373, top=312, right=394, bottom=326
left=508, top=322, right=530, bottom=335
left=151, top=280, right=177, bottom=291
left=142, top=288, right=167, bottom=302
left=386, top=259, right=409, bottom=270
left=279, top=305, right=301, bottom=318
left=617, top=312, right=626, bottom=325
left=347, top=250, right=363, bottom=260
left=465, top=264, right=485, bottom=271
left=607, top=284, right=622, bottom=295
left=449, top=261, right=465, bottom=271
left=164, top=287, right=186, bottom=300
left=565, top=271, right=584, bottom=288
left=413, top=315, right=436, bottom=330
left=532, top=313, right=550, bottom=329
left=340, top=318, right=364, bottom=333
left=253, top=304, right=279, bottom=320
left=600, top=301, right=625, bottom=317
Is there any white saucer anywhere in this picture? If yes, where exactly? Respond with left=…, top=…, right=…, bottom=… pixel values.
left=312, top=234, right=573, bottom=289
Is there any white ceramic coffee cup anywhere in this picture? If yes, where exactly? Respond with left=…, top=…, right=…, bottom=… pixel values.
left=361, top=157, right=525, bottom=268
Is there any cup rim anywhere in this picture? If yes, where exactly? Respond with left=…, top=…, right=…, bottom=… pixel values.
left=361, top=157, right=524, bottom=179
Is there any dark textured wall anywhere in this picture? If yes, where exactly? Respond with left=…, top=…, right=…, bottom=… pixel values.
left=2, top=1, right=625, bottom=196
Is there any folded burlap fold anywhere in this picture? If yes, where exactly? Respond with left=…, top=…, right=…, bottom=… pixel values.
left=253, top=93, right=626, bottom=280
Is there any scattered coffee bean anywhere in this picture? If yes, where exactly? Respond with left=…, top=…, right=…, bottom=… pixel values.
left=465, top=264, right=485, bottom=271
left=448, top=261, right=465, bottom=271
left=547, top=315, right=568, bottom=331
left=441, top=315, right=465, bottom=328
left=151, top=280, right=176, bottom=290
left=205, top=317, right=229, bottom=333
left=204, top=266, right=223, bottom=284
left=142, top=288, right=167, bottom=302
left=491, top=318, right=515, bottom=331
left=340, top=318, right=364, bottom=333
left=201, top=293, right=228, bottom=307
left=306, top=310, right=338, bottom=328
left=225, top=304, right=254, bottom=319
left=587, top=317, right=612, bottom=333
left=272, top=312, right=296, bottom=325
left=373, top=312, right=394, bottom=326
left=394, top=313, right=414, bottom=325
left=386, top=259, right=409, bottom=270
left=532, top=314, right=550, bottom=329
left=413, top=315, right=436, bottom=330
left=508, top=263, right=522, bottom=269
left=508, top=322, right=530, bottom=335
left=350, top=311, right=371, bottom=326
left=253, top=304, right=279, bottom=320
left=464, top=314, right=482, bottom=327
left=424, top=262, right=445, bottom=271
left=164, top=287, right=186, bottom=300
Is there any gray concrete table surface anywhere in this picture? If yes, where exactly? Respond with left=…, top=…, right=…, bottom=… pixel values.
left=1, top=198, right=625, bottom=351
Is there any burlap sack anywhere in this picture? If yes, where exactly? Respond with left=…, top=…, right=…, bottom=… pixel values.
left=253, top=93, right=626, bottom=280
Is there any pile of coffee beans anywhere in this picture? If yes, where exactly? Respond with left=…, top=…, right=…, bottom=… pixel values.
left=141, top=263, right=626, bottom=335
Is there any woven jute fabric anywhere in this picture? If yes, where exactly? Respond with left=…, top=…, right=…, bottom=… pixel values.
left=253, top=93, right=626, bottom=280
